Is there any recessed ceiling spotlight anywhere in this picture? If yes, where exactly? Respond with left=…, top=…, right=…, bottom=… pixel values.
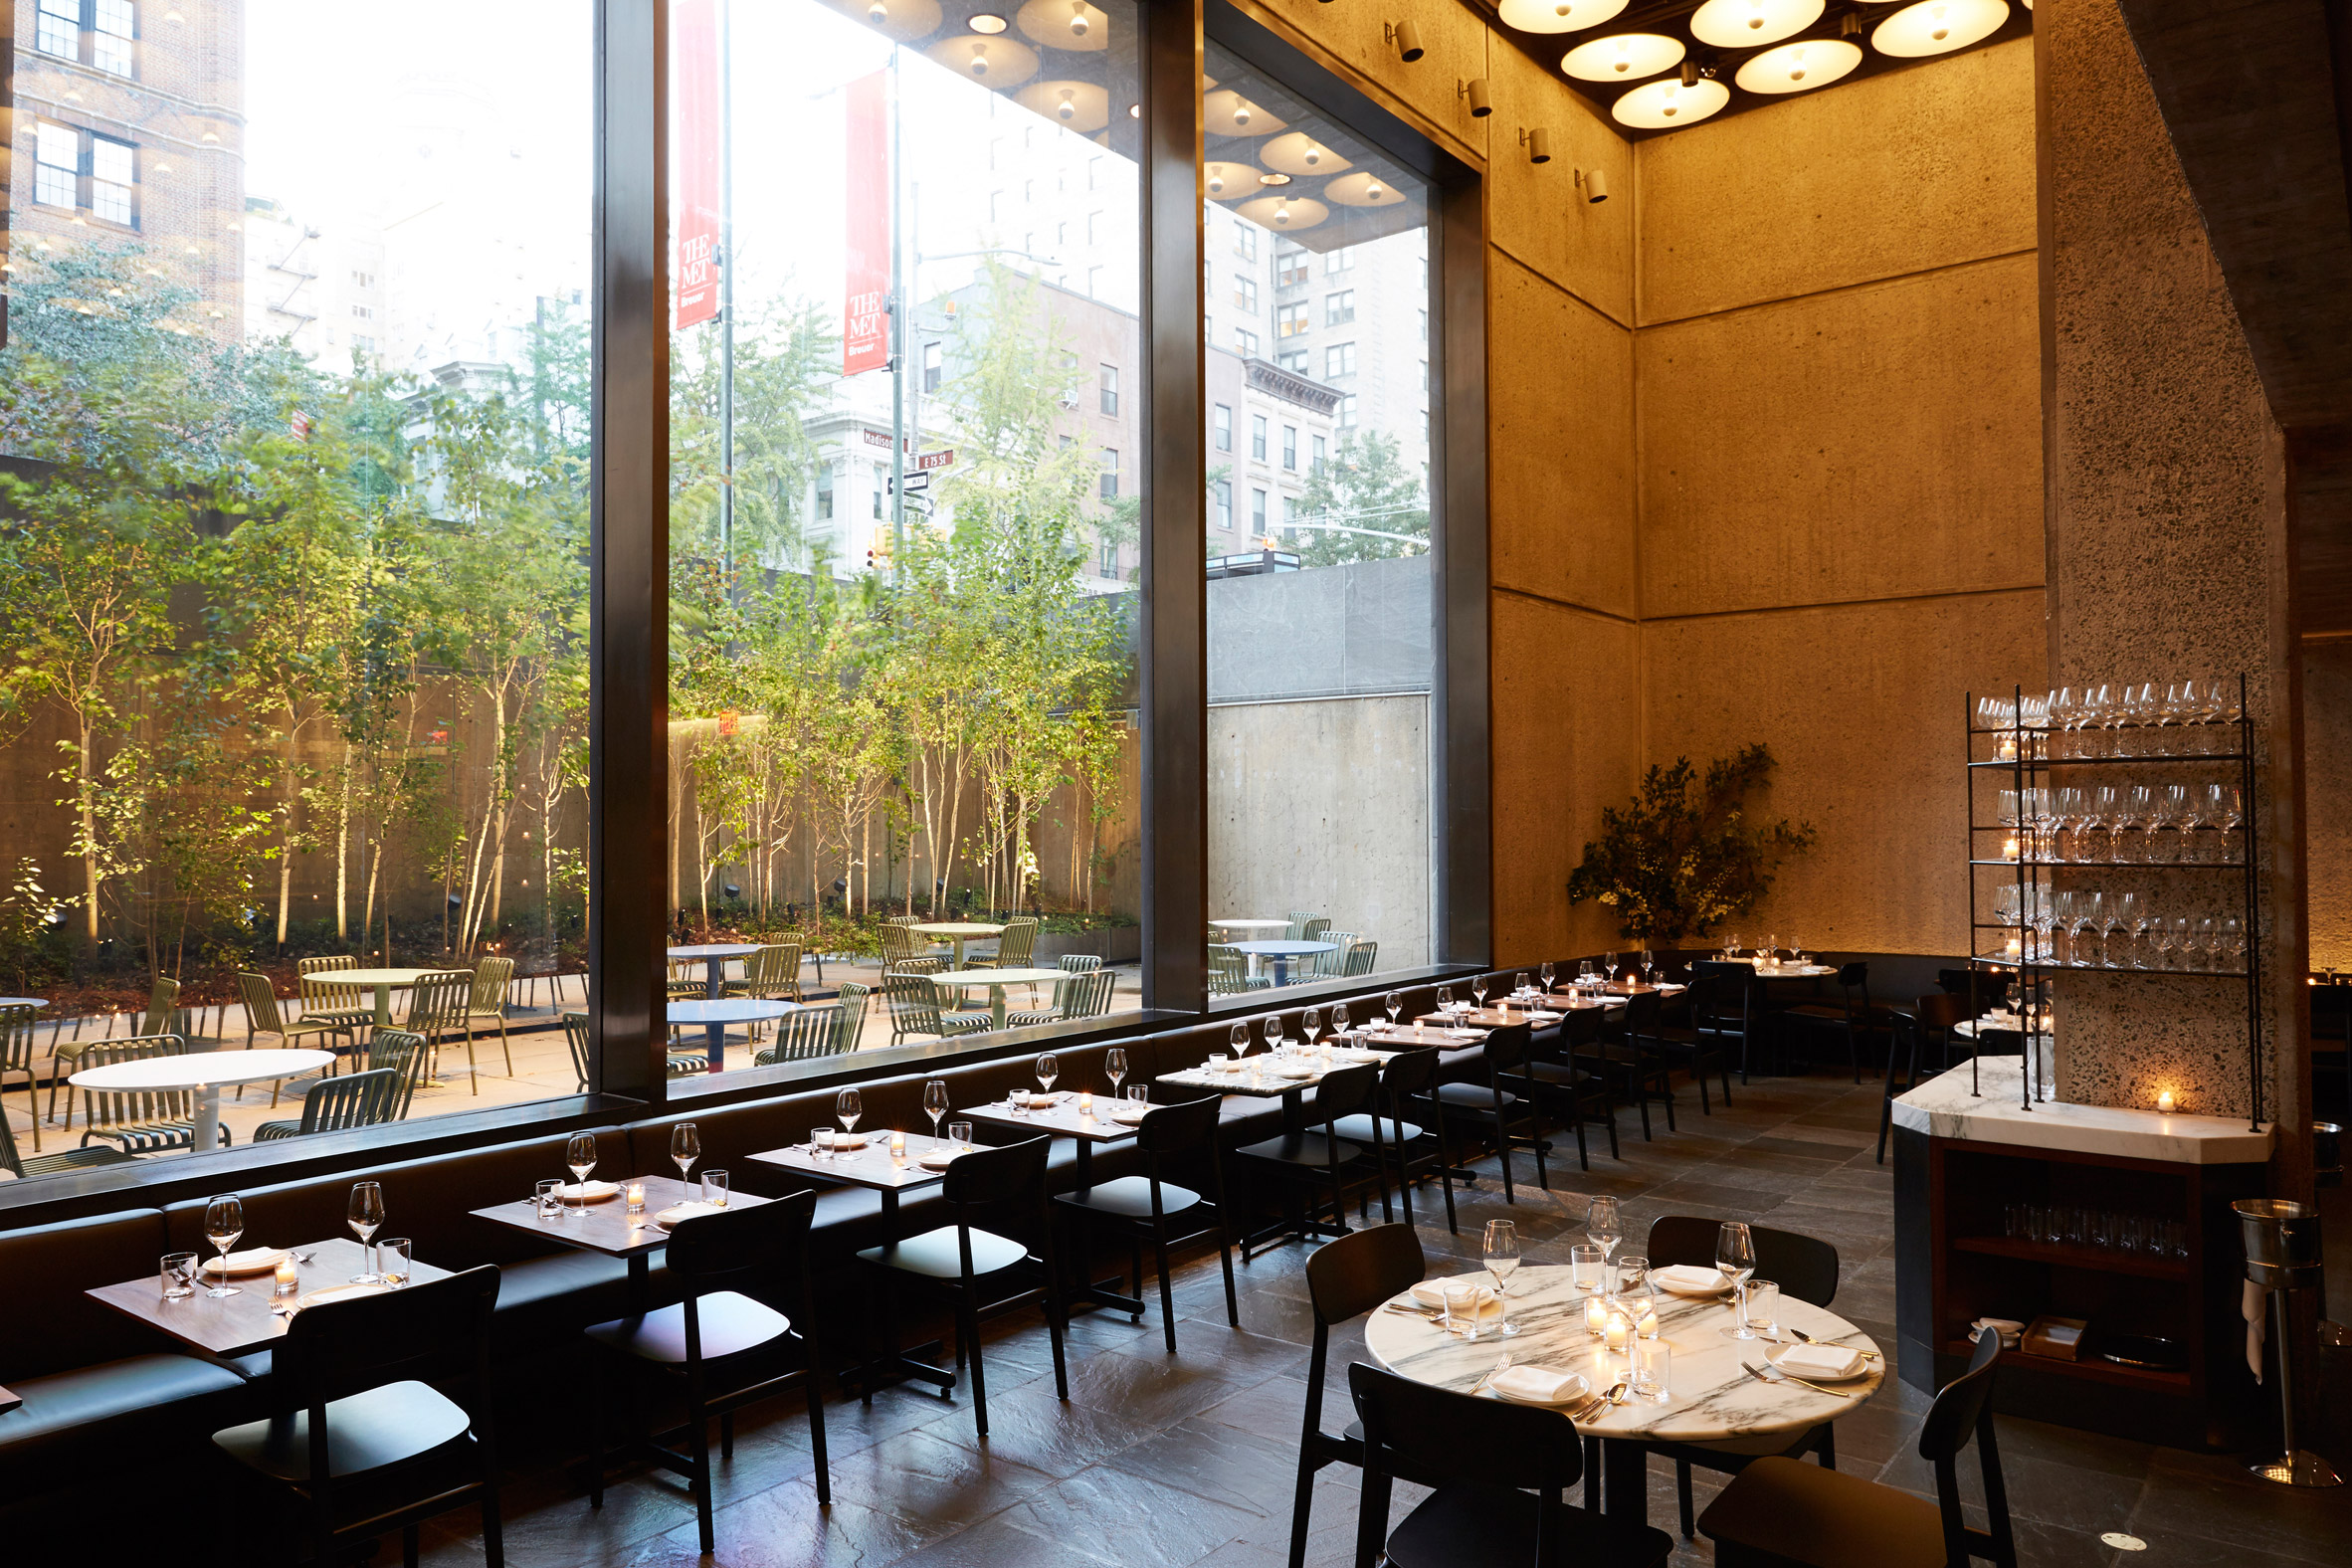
left=1562, top=33, right=1684, bottom=83
left=1689, top=0, right=1823, bottom=49
left=1128, top=102, right=1140, bottom=117
left=969, top=12, right=1009, bottom=33
left=1872, top=0, right=2009, bottom=57
left=1260, top=171, right=1292, bottom=185
left=1069, top=0, right=1087, bottom=34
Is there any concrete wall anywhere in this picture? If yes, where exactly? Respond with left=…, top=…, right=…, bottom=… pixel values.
left=1206, top=555, right=1432, bottom=703
left=2311, top=642, right=2352, bottom=972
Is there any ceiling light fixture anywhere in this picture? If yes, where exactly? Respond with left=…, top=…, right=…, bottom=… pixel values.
left=1260, top=171, right=1292, bottom=185
left=970, top=42, right=991, bottom=73
left=1733, top=37, right=1862, bottom=94
left=1611, top=69, right=1729, bottom=129
left=969, top=12, right=1008, bottom=32
left=1495, top=0, right=1628, bottom=34
left=1070, top=0, right=1087, bottom=34
left=1689, top=0, right=1822, bottom=48
left=1562, top=33, right=1684, bottom=83
left=1871, top=0, right=2009, bottom=58
left=869, top=0, right=887, bottom=18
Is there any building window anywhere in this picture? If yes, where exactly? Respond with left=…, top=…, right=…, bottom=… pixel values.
left=1251, top=415, right=1268, bottom=461
left=1213, top=404, right=1232, bottom=452
left=1338, top=394, right=1358, bottom=427
left=1233, top=277, right=1258, bottom=312
left=34, top=123, right=79, bottom=209
left=1251, top=487, right=1268, bottom=535
left=1277, top=303, right=1308, bottom=339
left=1420, top=308, right=1429, bottom=342
left=353, top=271, right=376, bottom=289
left=36, top=0, right=79, bottom=60
left=1233, top=326, right=1259, bottom=357
left=817, top=467, right=836, bottom=521
left=923, top=342, right=943, bottom=393
left=1281, top=425, right=1297, bottom=471
left=1099, top=540, right=1119, bottom=578
left=1099, top=448, right=1119, bottom=499
left=989, top=191, right=1004, bottom=223
left=351, top=304, right=373, bottom=320
left=1311, top=434, right=1328, bottom=472
left=1325, top=341, right=1356, bottom=378
left=1087, top=210, right=1103, bottom=243
left=1325, top=290, right=1355, bottom=326
left=1215, top=479, right=1233, bottom=530
left=1234, top=225, right=1258, bottom=261
left=90, top=136, right=136, bottom=226
left=93, top=0, right=136, bottom=76
left=1275, top=247, right=1309, bottom=290
left=1327, top=246, right=1354, bottom=274
left=1276, top=349, right=1307, bottom=375
left=1087, top=266, right=1103, bottom=296
left=1098, top=363, right=1118, bottom=416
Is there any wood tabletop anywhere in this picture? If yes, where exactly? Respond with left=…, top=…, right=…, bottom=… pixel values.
left=750, top=1132, right=958, bottom=1192
left=89, top=1238, right=456, bottom=1358
left=470, top=1174, right=770, bottom=1259
left=957, top=1092, right=1142, bottom=1143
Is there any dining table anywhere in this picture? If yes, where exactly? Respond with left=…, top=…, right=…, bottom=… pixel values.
left=0, top=997, right=49, bottom=1010
left=310, top=967, right=440, bottom=1028
left=908, top=922, right=1004, bottom=970
left=89, top=1238, right=456, bottom=1356
left=939, top=966, right=1068, bottom=1029
left=471, top=1173, right=769, bottom=1313
left=1363, top=1261, right=1884, bottom=1524
left=667, top=942, right=763, bottom=999
left=1227, top=939, right=1337, bottom=986
left=69, top=1047, right=334, bottom=1154
left=667, top=998, right=796, bottom=1072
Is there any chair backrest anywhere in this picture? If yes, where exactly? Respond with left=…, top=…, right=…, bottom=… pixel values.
left=367, top=1030, right=431, bottom=1119
left=561, top=1012, right=592, bottom=1090
left=1315, top=931, right=1358, bottom=976
left=942, top=1131, right=1051, bottom=1208
left=1304, top=1221, right=1426, bottom=1327
left=1480, top=1021, right=1534, bottom=1075
left=1208, top=945, right=1251, bottom=995
left=1622, top=988, right=1664, bottom=1038
left=1916, top=992, right=1974, bottom=1032
left=747, top=943, right=801, bottom=992
left=1836, top=961, right=1868, bottom=990
left=277, top=1263, right=499, bottom=1413
left=1690, top=961, right=1755, bottom=1031
left=296, top=955, right=357, bottom=1015
left=0, top=1000, right=40, bottom=1073
left=830, top=983, right=871, bottom=1049
left=0, top=1089, right=32, bottom=1176
left=1342, top=939, right=1378, bottom=977
left=294, top=1069, right=403, bottom=1134
left=1060, top=969, right=1116, bottom=1020
left=1136, top=1090, right=1220, bottom=1158
left=1311, top=1060, right=1378, bottom=1125
left=470, top=955, right=516, bottom=1010
left=404, top=969, right=474, bottom=1032
left=758, top=1006, right=846, bottom=1063
left=881, top=924, right=925, bottom=965
left=76, top=1035, right=193, bottom=1133
left=1058, top=953, right=1103, bottom=974
left=141, top=975, right=181, bottom=1036
left=1284, top=910, right=1319, bottom=940
left=1377, top=1045, right=1442, bottom=1101
left=886, top=975, right=944, bottom=1038
left=1646, top=1214, right=1840, bottom=1307
left=996, top=917, right=1040, bottom=968
left=1299, top=916, right=1332, bottom=945
left=665, top=1187, right=817, bottom=1300
left=1919, top=1329, right=2015, bottom=1567
left=1350, top=1359, right=1583, bottom=1502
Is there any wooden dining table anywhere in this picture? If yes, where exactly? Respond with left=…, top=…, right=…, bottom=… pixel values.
left=1363, top=1262, right=1884, bottom=1524
left=89, top=1238, right=455, bottom=1357
left=471, top=1174, right=770, bottom=1312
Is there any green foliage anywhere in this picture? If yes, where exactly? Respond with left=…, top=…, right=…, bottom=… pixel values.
left=1289, top=427, right=1427, bottom=565
left=1566, top=745, right=1818, bottom=942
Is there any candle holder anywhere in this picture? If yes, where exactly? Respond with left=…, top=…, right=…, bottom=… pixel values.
left=625, top=1182, right=647, bottom=1216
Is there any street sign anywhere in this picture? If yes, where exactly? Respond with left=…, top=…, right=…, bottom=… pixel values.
left=914, top=448, right=955, bottom=472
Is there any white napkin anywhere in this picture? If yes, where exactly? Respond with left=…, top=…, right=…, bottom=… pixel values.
left=1410, top=1276, right=1493, bottom=1309
left=1446, top=1029, right=1482, bottom=1041
left=2244, top=1279, right=2266, bottom=1383
left=555, top=1180, right=620, bottom=1202
left=1653, top=1264, right=1727, bottom=1293
left=654, top=1201, right=723, bottom=1228
left=1489, top=1365, right=1585, bottom=1403
left=1778, top=1342, right=1864, bottom=1379
left=202, top=1247, right=290, bottom=1276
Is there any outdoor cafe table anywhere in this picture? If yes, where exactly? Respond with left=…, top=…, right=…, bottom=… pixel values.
left=472, top=1174, right=771, bottom=1312
left=89, top=1238, right=457, bottom=1357
left=1227, top=939, right=1337, bottom=986
left=668, top=998, right=795, bottom=1072
left=908, top=922, right=1004, bottom=969
left=311, top=967, right=440, bottom=1027
left=668, top=942, right=762, bottom=999
left=0, top=997, right=46, bottom=1009
left=70, top=1047, right=334, bottom=1154
left=1364, top=1261, right=1884, bottom=1524
left=940, top=966, right=1068, bottom=1029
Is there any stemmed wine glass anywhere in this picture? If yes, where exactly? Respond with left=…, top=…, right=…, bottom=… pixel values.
left=1230, top=1023, right=1251, bottom=1059
left=2117, top=786, right=2151, bottom=863
left=1539, top=961, right=1555, bottom=994
left=923, top=1078, right=950, bottom=1140
left=836, top=1088, right=863, bottom=1145
left=2071, top=894, right=2100, bottom=969
left=2178, top=787, right=2208, bottom=864
left=2161, top=785, right=2191, bottom=863
left=2049, top=686, right=2079, bottom=758
left=1384, top=992, right=1403, bottom=1029
left=1470, top=975, right=1488, bottom=1012
left=2100, top=895, right=2127, bottom=970
left=348, top=1180, right=386, bottom=1282
left=1483, top=1220, right=1520, bottom=1338
left=2087, top=787, right=2117, bottom=858
left=1717, top=1221, right=1760, bottom=1342
left=671, top=1122, right=700, bottom=1186
left=203, top=1194, right=246, bottom=1299
left=1586, top=1196, right=1623, bottom=1284
left=1640, top=950, right=1657, bottom=987
left=1262, top=1016, right=1283, bottom=1054
left=564, top=1134, right=596, bottom=1219
left=2130, top=898, right=2157, bottom=970
left=1035, top=1054, right=1059, bottom=1097
left=1437, top=985, right=1455, bottom=1015
left=2055, top=788, right=2085, bottom=864
left=2223, top=915, right=2248, bottom=974
left=1105, top=1048, right=1127, bottom=1096
left=1331, top=1002, right=1351, bottom=1037
left=1301, top=1008, right=1323, bottom=1050
left=2151, top=916, right=2180, bottom=972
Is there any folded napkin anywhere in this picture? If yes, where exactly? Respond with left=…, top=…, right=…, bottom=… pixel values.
left=1524, top=1010, right=1562, bottom=1023
left=555, top=1180, right=620, bottom=1202
left=202, top=1247, right=289, bottom=1276
left=1777, top=1342, right=1864, bottom=1379
left=654, top=1201, right=723, bottom=1228
left=297, top=1282, right=389, bottom=1308
left=1489, top=1365, right=1586, bottom=1404
left=1446, top=1029, right=1482, bottom=1041
left=1653, top=1264, right=1728, bottom=1294
left=1410, top=1276, right=1494, bottom=1310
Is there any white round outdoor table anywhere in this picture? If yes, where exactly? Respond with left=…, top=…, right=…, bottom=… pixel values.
left=0, top=996, right=48, bottom=1009
left=1209, top=918, right=1289, bottom=935
left=1229, top=939, right=1337, bottom=986
left=1364, top=1262, right=1884, bottom=1524
left=310, top=967, right=440, bottom=1027
left=668, top=943, right=763, bottom=1000
left=70, top=1048, right=334, bottom=1155
left=945, top=966, right=1070, bottom=1029
left=668, top=998, right=796, bottom=1073
left=909, top=922, right=1005, bottom=969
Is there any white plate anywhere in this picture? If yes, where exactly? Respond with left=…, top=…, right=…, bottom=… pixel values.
left=1652, top=1265, right=1732, bottom=1297
left=1489, top=1370, right=1591, bottom=1408
left=1410, top=1276, right=1496, bottom=1310
left=556, top=1180, right=621, bottom=1203
left=1768, top=1342, right=1873, bottom=1382
left=1107, top=1103, right=1150, bottom=1124
left=918, top=1149, right=961, bottom=1170
left=654, top=1202, right=725, bottom=1228
left=1267, top=1063, right=1315, bottom=1079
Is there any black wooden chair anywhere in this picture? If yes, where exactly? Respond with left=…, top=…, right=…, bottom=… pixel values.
left=1349, top=1361, right=1675, bottom=1568
left=1053, top=1091, right=1239, bottom=1353
left=1780, top=962, right=1888, bottom=1081
left=211, top=1265, right=504, bottom=1568
left=1235, top=1061, right=1381, bottom=1257
left=1287, top=1223, right=1427, bottom=1568
left=1330, top=1046, right=1461, bottom=1232
left=583, top=1189, right=830, bottom=1554
left=855, top=1134, right=1068, bottom=1439
left=1701, top=1329, right=2016, bottom=1568
left=1642, top=1215, right=1842, bottom=1538
left=1509, top=1007, right=1621, bottom=1169
left=1591, top=991, right=1683, bottom=1139
left=1416, top=1022, right=1547, bottom=1203
left=1676, top=961, right=1755, bottom=1096
left=1879, top=992, right=1980, bottom=1163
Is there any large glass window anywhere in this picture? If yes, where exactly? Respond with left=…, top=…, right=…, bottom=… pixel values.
left=0, top=1, right=594, bottom=1183
left=660, top=0, right=1144, bottom=1078
left=1203, top=43, right=1435, bottom=992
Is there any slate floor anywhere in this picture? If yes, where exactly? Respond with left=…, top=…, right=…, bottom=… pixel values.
left=404, top=1078, right=2352, bottom=1568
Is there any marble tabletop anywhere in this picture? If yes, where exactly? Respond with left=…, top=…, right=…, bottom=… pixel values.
left=1364, top=1262, right=1883, bottom=1445
left=1156, top=1042, right=1399, bottom=1096
left=1892, top=1055, right=2274, bottom=1164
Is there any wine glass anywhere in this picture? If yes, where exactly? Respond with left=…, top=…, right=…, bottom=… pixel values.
left=1384, top=992, right=1402, bottom=1028
left=2100, top=894, right=2128, bottom=970
left=1512, top=972, right=1530, bottom=1002
left=1470, top=976, right=1488, bottom=1011
left=1602, top=952, right=1619, bottom=983
left=1331, top=1002, right=1352, bottom=1037
left=348, top=1180, right=386, bottom=1281
left=837, top=1087, right=863, bottom=1137
left=1230, top=1023, right=1251, bottom=1058
left=1539, top=961, right=1555, bottom=993
left=1437, top=985, right=1455, bottom=1015
left=1640, top=950, right=1657, bottom=986
left=1302, top=1008, right=1322, bottom=1049
left=1586, top=1196, right=1623, bottom=1275
left=203, top=1194, right=246, bottom=1299
left=2178, top=787, right=2208, bottom=864
left=1716, top=1222, right=1760, bottom=1341
left=671, top=1122, right=700, bottom=1185
left=2071, top=894, right=2099, bottom=969
left=2161, top=785, right=2191, bottom=863
left=2223, top=914, right=2247, bottom=973
left=924, top=1078, right=950, bottom=1140
left=1105, top=1048, right=1128, bottom=1095
left=2151, top=916, right=2179, bottom=971
left=2119, top=786, right=2152, bottom=863
left=1262, top=1016, right=1283, bottom=1053
left=2088, top=787, right=2118, bottom=857
left=1035, top=1053, right=1059, bottom=1096
left=2130, top=899, right=2157, bottom=970
left=565, top=1133, right=596, bottom=1219
left=2055, top=788, right=2085, bottom=863
left=1483, top=1220, right=1520, bottom=1338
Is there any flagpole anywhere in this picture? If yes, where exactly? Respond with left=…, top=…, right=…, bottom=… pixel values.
left=718, top=0, right=736, bottom=594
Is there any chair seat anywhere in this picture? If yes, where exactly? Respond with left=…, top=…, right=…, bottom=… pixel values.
left=1387, top=1479, right=1675, bottom=1568
left=85, top=1121, right=222, bottom=1155
left=666, top=1054, right=706, bottom=1078
left=1054, top=1175, right=1202, bottom=1220
left=304, top=1009, right=375, bottom=1029
left=1522, top=1061, right=1593, bottom=1087
left=254, top=1119, right=306, bottom=1141
left=1234, top=1131, right=1366, bottom=1167
left=272, top=1018, right=350, bottom=1042
left=1433, top=1082, right=1515, bottom=1109
left=1699, top=1454, right=1947, bottom=1568
left=8, top=1144, right=135, bottom=1177
left=213, top=1380, right=473, bottom=1483
left=858, top=1224, right=1028, bottom=1279
left=1005, top=1010, right=1061, bottom=1028
left=1330, top=1113, right=1425, bottom=1144
left=584, top=1290, right=792, bottom=1364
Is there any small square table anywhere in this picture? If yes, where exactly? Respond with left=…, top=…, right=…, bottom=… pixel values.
left=471, top=1175, right=769, bottom=1311
left=89, top=1238, right=456, bottom=1358
left=954, top=1091, right=1139, bottom=1186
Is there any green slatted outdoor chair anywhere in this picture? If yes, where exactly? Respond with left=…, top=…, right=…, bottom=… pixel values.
left=1007, top=969, right=1117, bottom=1028
left=2, top=1088, right=133, bottom=1178
left=463, top=955, right=517, bottom=1078
left=254, top=1068, right=404, bottom=1141
left=1314, top=931, right=1359, bottom=978
left=830, top=983, right=872, bottom=1052
left=367, top=1031, right=431, bottom=1121
left=729, top=942, right=806, bottom=1012
left=1057, top=954, right=1103, bottom=975
left=883, top=974, right=961, bottom=1046
left=1284, top=910, right=1320, bottom=940
left=79, top=1035, right=230, bottom=1155
left=1299, top=916, right=1332, bottom=947
left=236, top=971, right=356, bottom=1107
left=562, top=1012, right=592, bottom=1091
left=1210, top=944, right=1267, bottom=996
left=880, top=923, right=940, bottom=975
left=49, top=975, right=180, bottom=1134
left=754, top=1005, right=851, bottom=1066
left=1343, top=939, right=1379, bottom=977
left=297, top=956, right=376, bottom=1033
left=402, top=969, right=481, bottom=1093
left=668, top=1051, right=708, bottom=1078
left=930, top=976, right=996, bottom=1036
left=991, top=917, right=1041, bottom=970
left=1, top=1002, right=44, bottom=1154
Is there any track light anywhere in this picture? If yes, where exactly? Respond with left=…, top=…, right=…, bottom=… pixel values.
left=1519, top=126, right=1552, bottom=164
left=1459, top=78, right=1492, bottom=117
left=1385, top=20, right=1425, bottom=63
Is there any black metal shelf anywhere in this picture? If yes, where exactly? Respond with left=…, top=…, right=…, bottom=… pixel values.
left=1966, top=859, right=2248, bottom=872
left=1965, top=753, right=2247, bottom=768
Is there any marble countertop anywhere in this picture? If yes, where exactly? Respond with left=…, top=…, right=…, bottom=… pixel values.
left=1892, top=1056, right=2273, bottom=1164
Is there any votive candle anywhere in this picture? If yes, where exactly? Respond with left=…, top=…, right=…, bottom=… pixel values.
left=1605, top=1312, right=1630, bottom=1353
left=274, top=1258, right=299, bottom=1294
left=2156, top=1089, right=2177, bottom=1114
left=1585, top=1295, right=1608, bottom=1337
left=889, top=1130, right=907, bottom=1165
left=1078, top=1090, right=1093, bottom=1119
left=625, top=1182, right=647, bottom=1214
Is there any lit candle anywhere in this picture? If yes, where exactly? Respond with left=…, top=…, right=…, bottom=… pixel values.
left=889, top=1130, right=907, bottom=1165
left=2003, top=835, right=2020, bottom=863
left=1078, top=1090, right=1093, bottom=1119
left=274, top=1258, right=299, bottom=1294
left=1605, top=1312, right=1630, bottom=1353
left=1585, top=1295, right=1608, bottom=1337
left=625, top=1181, right=647, bottom=1214
left=1637, top=1304, right=1660, bottom=1339
left=2156, top=1089, right=2177, bottom=1114
left=2004, top=936, right=2022, bottom=961
left=1999, top=734, right=2018, bottom=760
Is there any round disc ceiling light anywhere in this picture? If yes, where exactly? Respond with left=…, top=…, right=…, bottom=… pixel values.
left=926, top=33, right=1039, bottom=85
left=839, top=0, right=942, bottom=43
left=1871, top=0, right=2009, bottom=58
left=1562, top=33, right=1684, bottom=83
left=1015, top=79, right=1109, bottom=130
left=1323, top=170, right=1405, bottom=207
left=1203, top=160, right=1264, bottom=199
left=967, top=11, right=1008, bottom=32
left=1204, top=89, right=1283, bottom=136
left=1234, top=193, right=1328, bottom=231
left=1260, top=131, right=1352, bottom=176
left=1689, top=0, right=1823, bottom=48
left=1493, top=0, right=1627, bottom=34
left=1611, top=74, right=1728, bottom=128
left=1015, top=0, right=1107, bottom=51
left=1732, top=37, right=1862, bottom=94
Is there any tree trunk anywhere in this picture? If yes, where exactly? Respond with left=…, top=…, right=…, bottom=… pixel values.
left=335, top=742, right=354, bottom=941
left=77, top=717, right=99, bottom=947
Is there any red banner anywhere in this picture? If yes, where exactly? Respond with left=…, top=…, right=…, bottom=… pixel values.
left=674, top=0, right=721, bottom=329
left=844, top=70, right=890, bottom=375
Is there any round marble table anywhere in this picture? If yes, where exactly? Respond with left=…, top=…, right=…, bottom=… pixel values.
left=70, top=1048, right=335, bottom=1154
left=668, top=943, right=763, bottom=1000
left=1365, top=1262, right=1884, bottom=1523
left=1228, top=939, right=1337, bottom=986
left=668, top=998, right=796, bottom=1073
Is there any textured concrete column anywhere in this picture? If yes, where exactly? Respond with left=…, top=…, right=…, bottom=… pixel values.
left=2040, top=1, right=2308, bottom=1172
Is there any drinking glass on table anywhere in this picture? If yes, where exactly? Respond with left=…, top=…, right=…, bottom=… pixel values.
left=1539, top=961, right=1555, bottom=993
left=203, top=1195, right=246, bottom=1299
left=564, top=1133, right=597, bottom=1219
left=1717, top=1222, right=1760, bottom=1341
left=1633, top=1340, right=1670, bottom=1404
left=671, top=1122, right=700, bottom=1185
left=346, top=1179, right=390, bottom=1282
left=1513, top=972, right=1530, bottom=1001
left=923, top=1078, right=950, bottom=1140
left=1262, top=1017, right=1283, bottom=1054
left=161, top=1251, right=198, bottom=1301
left=381, top=1239, right=412, bottom=1288
left=1330, top=1002, right=1351, bottom=1037
left=1442, top=1280, right=1481, bottom=1342
left=1105, top=1048, right=1128, bottom=1096
left=1602, top=952, right=1619, bottom=983
left=814, top=1126, right=838, bottom=1161
left=1470, top=976, right=1488, bottom=1011
left=837, top=1088, right=863, bottom=1141
left=1577, top=961, right=1598, bottom=990
left=1483, top=1220, right=1520, bottom=1338
left=1568, top=1243, right=1606, bottom=1293
left=947, top=1120, right=972, bottom=1150
left=1036, top=1054, right=1059, bottom=1096
left=1230, top=1023, right=1251, bottom=1058
left=1617, top=1255, right=1658, bottom=1338
left=1302, top=1008, right=1322, bottom=1049
left=1641, top=950, right=1657, bottom=986
left=1745, top=1280, right=1781, bottom=1339
left=1384, top=992, right=1403, bottom=1029
left=1436, top=986, right=1455, bottom=1015
left=1586, top=1195, right=1623, bottom=1275
left=700, top=1169, right=728, bottom=1207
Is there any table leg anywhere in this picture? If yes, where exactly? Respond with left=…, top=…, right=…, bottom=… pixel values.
left=840, top=1181, right=950, bottom=1396
left=704, top=957, right=726, bottom=999
left=704, top=1021, right=725, bottom=1073
left=1601, top=1438, right=1649, bottom=1521
left=990, top=985, right=1009, bottom=1031
left=193, top=1083, right=221, bottom=1153
left=374, top=983, right=393, bottom=1028
left=1273, top=957, right=1291, bottom=986
left=628, top=1254, right=651, bottom=1314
